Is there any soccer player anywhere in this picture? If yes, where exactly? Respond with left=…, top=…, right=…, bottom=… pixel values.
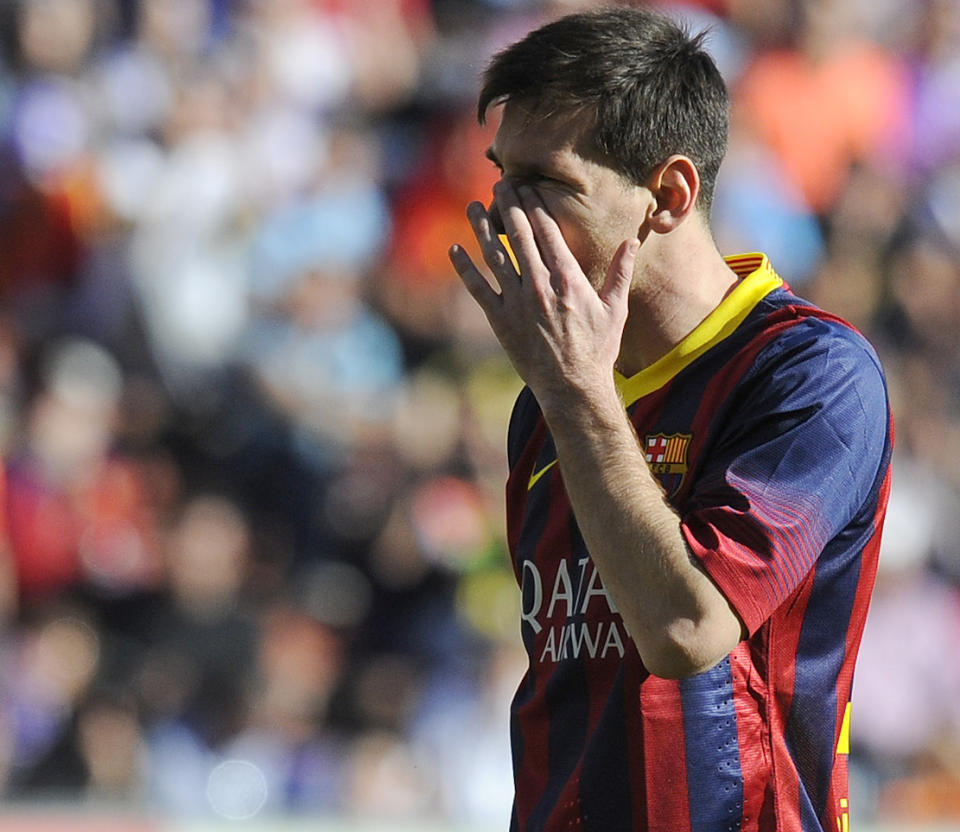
left=448, top=7, right=892, bottom=832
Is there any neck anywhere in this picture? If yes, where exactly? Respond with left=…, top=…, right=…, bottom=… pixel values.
left=616, top=218, right=739, bottom=378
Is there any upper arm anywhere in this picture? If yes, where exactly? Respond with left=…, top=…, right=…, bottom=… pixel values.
left=681, top=321, right=892, bottom=635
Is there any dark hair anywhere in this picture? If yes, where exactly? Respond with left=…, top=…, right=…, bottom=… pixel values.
left=478, top=6, right=729, bottom=212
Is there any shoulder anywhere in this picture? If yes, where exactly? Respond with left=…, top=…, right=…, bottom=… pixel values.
left=749, top=303, right=887, bottom=401
left=731, top=305, right=891, bottom=472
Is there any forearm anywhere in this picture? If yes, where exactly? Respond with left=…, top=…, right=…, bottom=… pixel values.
left=538, top=379, right=743, bottom=678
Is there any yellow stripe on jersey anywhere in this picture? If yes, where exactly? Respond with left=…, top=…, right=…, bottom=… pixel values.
left=615, top=253, right=782, bottom=408
left=836, top=702, right=851, bottom=755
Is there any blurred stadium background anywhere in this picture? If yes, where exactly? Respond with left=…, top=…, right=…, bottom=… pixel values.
left=0, top=0, right=958, bottom=829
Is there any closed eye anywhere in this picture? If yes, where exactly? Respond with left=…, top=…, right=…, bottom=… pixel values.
left=513, top=174, right=569, bottom=195
left=485, top=148, right=574, bottom=196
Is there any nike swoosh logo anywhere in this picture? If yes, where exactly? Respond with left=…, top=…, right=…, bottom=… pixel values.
left=527, top=459, right=558, bottom=490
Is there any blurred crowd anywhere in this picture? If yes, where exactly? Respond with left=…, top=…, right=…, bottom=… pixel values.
left=0, top=0, right=958, bottom=825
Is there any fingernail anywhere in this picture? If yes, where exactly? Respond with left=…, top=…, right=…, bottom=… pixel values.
left=449, top=245, right=467, bottom=270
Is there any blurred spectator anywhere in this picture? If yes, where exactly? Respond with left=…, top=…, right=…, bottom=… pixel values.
left=901, top=0, right=960, bottom=176
left=4, top=339, right=161, bottom=603
left=138, top=494, right=256, bottom=727
left=734, top=0, right=910, bottom=214
left=138, top=494, right=259, bottom=814
left=2, top=602, right=103, bottom=795
left=223, top=605, right=345, bottom=814
left=712, top=118, right=825, bottom=285
left=341, top=729, right=434, bottom=820
left=241, top=123, right=404, bottom=470
left=410, top=640, right=522, bottom=825
left=75, top=687, right=145, bottom=800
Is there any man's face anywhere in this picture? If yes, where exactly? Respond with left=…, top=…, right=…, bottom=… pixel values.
left=485, top=102, right=651, bottom=291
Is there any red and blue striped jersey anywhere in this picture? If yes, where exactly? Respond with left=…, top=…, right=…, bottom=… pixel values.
left=504, top=253, right=893, bottom=832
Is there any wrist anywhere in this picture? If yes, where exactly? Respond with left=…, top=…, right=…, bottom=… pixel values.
left=536, top=372, right=626, bottom=436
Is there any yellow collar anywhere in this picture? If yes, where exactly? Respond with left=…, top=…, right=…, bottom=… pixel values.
left=614, top=253, right=782, bottom=408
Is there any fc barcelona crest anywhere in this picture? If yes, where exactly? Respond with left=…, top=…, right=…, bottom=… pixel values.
left=644, top=432, right=692, bottom=497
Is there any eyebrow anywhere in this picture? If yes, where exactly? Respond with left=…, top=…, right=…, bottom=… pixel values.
left=485, top=146, right=553, bottom=180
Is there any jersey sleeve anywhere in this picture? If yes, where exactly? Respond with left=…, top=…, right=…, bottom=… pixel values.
left=680, top=319, right=891, bottom=635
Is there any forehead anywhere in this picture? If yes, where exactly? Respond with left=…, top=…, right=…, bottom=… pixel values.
left=489, top=102, right=595, bottom=170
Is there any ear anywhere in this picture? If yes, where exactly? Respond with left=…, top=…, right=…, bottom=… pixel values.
left=645, top=155, right=700, bottom=233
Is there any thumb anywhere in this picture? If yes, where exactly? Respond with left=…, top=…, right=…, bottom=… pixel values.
left=599, top=237, right=639, bottom=311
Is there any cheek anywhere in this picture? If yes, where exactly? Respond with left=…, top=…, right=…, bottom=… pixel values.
left=540, top=201, right=590, bottom=261
left=552, top=215, right=612, bottom=281
left=556, top=228, right=609, bottom=290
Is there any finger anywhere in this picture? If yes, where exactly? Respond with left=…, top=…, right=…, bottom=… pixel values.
left=493, top=182, right=547, bottom=290
left=449, top=243, right=502, bottom=314
left=515, top=185, right=581, bottom=282
left=599, top=238, right=639, bottom=310
left=466, top=201, right=521, bottom=295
